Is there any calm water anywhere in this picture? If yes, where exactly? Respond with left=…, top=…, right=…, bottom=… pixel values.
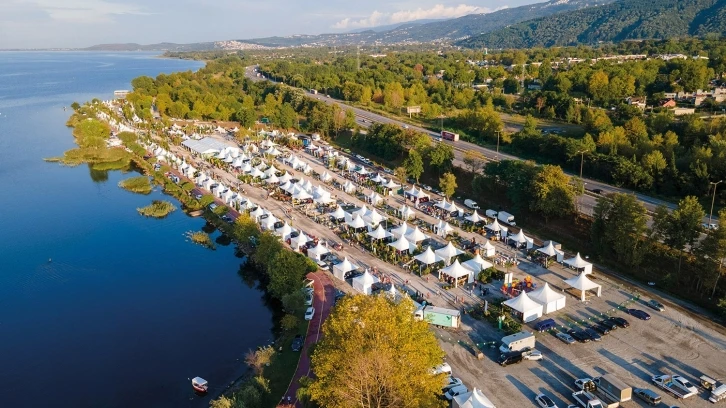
left=0, top=52, right=274, bottom=407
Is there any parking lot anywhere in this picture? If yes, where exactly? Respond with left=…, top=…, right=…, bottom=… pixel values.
left=435, top=265, right=726, bottom=408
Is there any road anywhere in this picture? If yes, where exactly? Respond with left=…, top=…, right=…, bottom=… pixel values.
left=245, top=65, right=719, bottom=224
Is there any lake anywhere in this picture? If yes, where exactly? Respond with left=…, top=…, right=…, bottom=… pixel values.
left=0, top=52, right=274, bottom=408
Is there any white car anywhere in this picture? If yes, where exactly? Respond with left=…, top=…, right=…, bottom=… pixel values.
left=444, top=385, right=468, bottom=401
left=304, top=293, right=313, bottom=306
left=432, top=362, right=452, bottom=375
left=672, top=376, right=697, bottom=395
left=534, top=393, right=558, bottom=408
left=523, top=349, right=543, bottom=361
left=304, top=307, right=315, bottom=321
left=443, top=376, right=463, bottom=391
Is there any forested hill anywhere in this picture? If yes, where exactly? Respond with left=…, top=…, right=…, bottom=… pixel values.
left=458, top=0, right=726, bottom=49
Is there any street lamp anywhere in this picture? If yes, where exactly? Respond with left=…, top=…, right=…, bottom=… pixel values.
left=709, top=180, right=723, bottom=227
left=495, top=131, right=501, bottom=159
left=575, top=149, right=588, bottom=180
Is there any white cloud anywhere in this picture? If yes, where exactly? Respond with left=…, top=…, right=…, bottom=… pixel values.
left=30, top=0, right=149, bottom=22
left=332, top=3, right=489, bottom=29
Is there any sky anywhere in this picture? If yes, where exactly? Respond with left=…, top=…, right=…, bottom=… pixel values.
left=0, top=0, right=543, bottom=49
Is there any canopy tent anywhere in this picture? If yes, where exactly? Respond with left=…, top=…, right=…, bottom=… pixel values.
left=481, top=241, right=496, bottom=258
left=352, top=271, right=380, bottom=295
left=333, top=257, right=359, bottom=281
left=292, top=189, right=312, bottom=201
left=414, top=246, right=444, bottom=265
left=264, top=166, right=279, bottom=177
left=564, top=253, right=593, bottom=274
left=249, top=168, right=264, bottom=179
left=260, top=214, right=278, bottom=231
left=275, top=222, right=293, bottom=240
left=370, top=174, right=386, bottom=184
left=350, top=204, right=368, bottom=218
left=329, top=206, right=347, bottom=220
left=404, top=225, right=428, bottom=243
left=290, top=232, right=311, bottom=250
left=356, top=166, right=369, bottom=175
left=299, top=163, right=313, bottom=174
left=404, top=186, right=430, bottom=200
left=390, top=223, right=413, bottom=239
left=508, top=229, right=534, bottom=249
left=367, top=191, right=383, bottom=205
left=264, top=173, right=280, bottom=184
left=466, top=210, right=484, bottom=224
left=249, top=206, right=265, bottom=219
left=306, top=242, right=330, bottom=261
left=435, top=199, right=450, bottom=210
left=435, top=241, right=465, bottom=265
left=446, top=201, right=462, bottom=215
left=362, top=208, right=385, bottom=226
left=346, top=214, right=368, bottom=230
left=319, top=171, right=332, bottom=183
left=367, top=224, right=392, bottom=240
left=386, top=284, right=403, bottom=302
left=563, top=272, right=602, bottom=301
left=503, top=291, right=543, bottom=323
left=528, top=283, right=566, bottom=314
left=435, top=220, right=454, bottom=237
left=342, top=180, right=356, bottom=193
left=463, top=253, right=493, bottom=273
left=383, top=179, right=400, bottom=189
left=486, top=219, right=502, bottom=233
left=313, top=186, right=335, bottom=205
left=388, top=236, right=413, bottom=253
left=440, top=259, right=474, bottom=287
left=240, top=163, right=253, bottom=173
left=453, top=388, right=497, bottom=408
left=399, top=205, right=415, bottom=220
left=277, top=172, right=292, bottom=184
left=537, top=241, right=562, bottom=257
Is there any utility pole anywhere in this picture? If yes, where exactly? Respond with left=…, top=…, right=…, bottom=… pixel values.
left=709, top=180, right=723, bottom=227
left=356, top=46, right=360, bottom=72
left=576, top=149, right=587, bottom=180
left=495, top=131, right=501, bottom=159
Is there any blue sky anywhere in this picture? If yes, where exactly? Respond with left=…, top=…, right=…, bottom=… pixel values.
left=0, top=0, right=541, bottom=48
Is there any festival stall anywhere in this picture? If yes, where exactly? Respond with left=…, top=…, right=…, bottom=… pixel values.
left=503, top=291, right=543, bottom=323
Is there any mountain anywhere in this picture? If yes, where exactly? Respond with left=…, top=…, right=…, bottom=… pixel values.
left=458, top=0, right=726, bottom=49
left=344, top=19, right=444, bottom=34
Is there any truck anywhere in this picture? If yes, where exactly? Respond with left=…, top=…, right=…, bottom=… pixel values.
left=498, top=331, right=535, bottom=354
left=485, top=209, right=498, bottom=218
left=593, top=374, right=632, bottom=402
left=464, top=199, right=480, bottom=209
left=701, top=375, right=726, bottom=403
left=651, top=375, right=696, bottom=399
left=574, top=379, right=619, bottom=408
left=441, top=130, right=459, bottom=141
left=414, top=305, right=460, bottom=328
left=497, top=211, right=515, bottom=225
left=310, top=89, right=318, bottom=95
left=572, top=391, right=605, bottom=408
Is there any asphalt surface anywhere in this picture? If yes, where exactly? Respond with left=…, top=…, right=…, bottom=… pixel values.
left=245, top=65, right=720, bottom=224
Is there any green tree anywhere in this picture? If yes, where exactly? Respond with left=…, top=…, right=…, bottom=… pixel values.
left=394, top=166, right=408, bottom=184
left=439, top=172, right=457, bottom=198
left=463, top=150, right=486, bottom=173
left=588, top=70, right=610, bottom=101
left=282, top=290, right=306, bottom=316
left=70, top=101, right=81, bottom=111
left=281, top=314, right=299, bottom=332
left=427, top=143, right=454, bottom=176
left=694, top=208, right=726, bottom=297
left=268, top=250, right=312, bottom=300
left=591, top=193, right=649, bottom=268
left=253, top=232, right=283, bottom=273
left=651, top=196, right=705, bottom=277
left=309, top=295, right=446, bottom=408
left=530, top=165, right=576, bottom=221
left=403, top=149, right=424, bottom=183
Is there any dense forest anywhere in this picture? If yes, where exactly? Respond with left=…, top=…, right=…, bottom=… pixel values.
left=459, top=0, right=726, bottom=49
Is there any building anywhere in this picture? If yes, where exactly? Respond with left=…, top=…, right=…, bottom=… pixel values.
left=625, top=96, right=647, bottom=110
left=660, top=99, right=677, bottom=108
left=181, top=137, right=236, bottom=156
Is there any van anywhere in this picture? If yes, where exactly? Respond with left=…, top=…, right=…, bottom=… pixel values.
left=634, top=388, right=661, bottom=406
left=497, top=351, right=523, bottom=367
left=485, top=209, right=498, bottom=218
left=534, top=318, right=556, bottom=332
left=464, top=199, right=480, bottom=209
left=444, top=385, right=468, bottom=400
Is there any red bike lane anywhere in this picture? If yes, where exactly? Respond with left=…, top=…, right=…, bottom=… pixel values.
left=281, top=271, right=336, bottom=407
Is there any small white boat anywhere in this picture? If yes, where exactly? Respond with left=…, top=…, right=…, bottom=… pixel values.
left=192, top=377, right=208, bottom=393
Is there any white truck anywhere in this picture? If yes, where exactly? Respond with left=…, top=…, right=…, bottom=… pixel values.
left=651, top=375, right=696, bottom=399
left=464, top=199, right=480, bottom=209
left=572, top=391, right=605, bottom=408
left=497, top=211, right=515, bottom=226
left=574, top=379, right=619, bottom=408
left=485, top=209, right=498, bottom=218
left=498, top=331, right=535, bottom=354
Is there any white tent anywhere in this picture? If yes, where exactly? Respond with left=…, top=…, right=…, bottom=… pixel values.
left=528, top=283, right=566, bottom=314
left=363, top=208, right=385, bottom=226
left=260, top=214, right=278, bottom=231
left=435, top=199, right=450, bottom=210
left=292, top=189, right=312, bottom=201
left=440, top=259, right=474, bottom=286
left=333, top=257, right=359, bottom=281
left=352, top=271, right=380, bottom=295
left=463, top=253, right=493, bottom=272
left=503, top=291, right=543, bottom=323
left=313, top=186, right=335, bottom=205
left=435, top=242, right=465, bottom=265
left=290, top=232, right=311, bottom=250
left=346, top=214, right=368, bottom=230
left=367, top=191, right=383, bottom=205
left=466, top=210, right=484, bottom=223
left=388, top=235, right=412, bottom=253
left=306, top=242, right=330, bottom=261
left=367, top=224, right=392, bottom=240
left=399, top=205, right=415, bottom=220
left=404, top=225, right=428, bottom=243
left=330, top=206, right=347, bottom=220
left=351, top=205, right=368, bottom=218
left=276, top=222, right=293, bottom=240
left=264, top=173, right=280, bottom=184
left=481, top=241, right=496, bottom=258
left=537, top=241, right=560, bottom=257
left=278, top=172, right=292, bottom=184
left=435, top=220, right=454, bottom=237
left=446, top=202, right=462, bottom=215
left=564, top=272, right=602, bottom=301
left=386, top=284, right=403, bottom=302
left=356, top=166, right=369, bottom=175
left=414, top=246, right=444, bottom=265
left=383, top=179, right=400, bottom=189
left=485, top=219, right=502, bottom=233
left=342, top=180, right=356, bottom=193
left=390, top=223, right=412, bottom=239
left=564, top=253, right=593, bottom=274
left=320, top=171, right=332, bottom=182
left=249, top=206, right=265, bottom=219
left=453, top=388, right=497, bottom=408
left=371, top=174, right=386, bottom=184
left=249, top=168, right=264, bottom=178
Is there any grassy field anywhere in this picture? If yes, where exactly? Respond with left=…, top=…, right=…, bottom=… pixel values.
left=137, top=200, right=177, bottom=218
left=118, top=176, right=153, bottom=194
left=263, top=317, right=310, bottom=407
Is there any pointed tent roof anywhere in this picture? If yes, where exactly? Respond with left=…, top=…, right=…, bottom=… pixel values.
left=249, top=168, right=264, bottom=178
left=383, top=179, right=400, bottom=189
left=435, top=199, right=449, bottom=210
left=367, top=224, right=392, bottom=240
left=353, top=270, right=378, bottom=286
left=290, top=232, right=311, bottom=248
left=264, top=173, right=280, bottom=184
left=399, top=205, right=415, bottom=220
left=483, top=240, right=496, bottom=253
left=249, top=207, right=265, bottom=218
left=293, top=189, right=312, bottom=201
left=320, top=171, right=332, bottom=182
left=435, top=241, right=465, bottom=259
left=447, top=201, right=462, bottom=214
left=278, top=172, right=292, bottom=184
left=565, top=253, right=592, bottom=269
left=564, top=272, right=600, bottom=291
left=437, top=221, right=454, bottom=237
left=463, top=253, right=493, bottom=272
left=537, top=242, right=560, bottom=257
left=367, top=191, right=383, bottom=204
left=342, top=180, right=356, bottom=192
left=330, top=206, right=347, bottom=220
left=334, top=257, right=358, bottom=273
left=404, top=225, right=428, bottom=243
left=390, top=222, right=412, bottom=238
left=346, top=214, right=367, bottom=229
left=486, top=218, right=502, bottom=232
left=276, top=222, right=292, bottom=238
left=466, top=210, right=484, bottom=223
left=363, top=208, right=385, bottom=225
left=356, top=166, right=369, bottom=175
left=387, top=284, right=401, bottom=300
left=260, top=214, right=278, bottom=229
left=453, top=388, right=497, bottom=408
left=241, top=163, right=253, bottom=173
left=509, top=229, right=528, bottom=244
left=440, top=259, right=472, bottom=279
left=351, top=205, right=368, bottom=218
left=371, top=174, right=386, bottom=184
left=528, top=283, right=566, bottom=304
left=503, top=291, right=543, bottom=314
left=414, top=246, right=444, bottom=265
left=307, top=242, right=330, bottom=257
left=388, top=235, right=412, bottom=252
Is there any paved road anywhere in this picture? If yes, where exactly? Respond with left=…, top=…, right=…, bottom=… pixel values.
left=245, top=65, right=719, bottom=224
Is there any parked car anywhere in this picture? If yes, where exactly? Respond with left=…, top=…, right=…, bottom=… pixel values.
left=608, top=316, right=630, bottom=328
left=444, top=385, right=468, bottom=401
left=304, top=293, right=313, bottom=306
left=291, top=335, right=304, bottom=352
left=599, top=319, right=619, bottom=330
left=522, top=349, right=543, bottom=361
left=208, top=203, right=218, bottom=210
left=443, top=376, right=463, bottom=392
left=646, top=299, right=665, bottom=311
left=534, top=318, right=556, bottom=332
left=422, top=184, right=433, bottom=191
left=556, top=332, right=576, bottom=344
left=432, top=363, right=452, bottom=375
left=590, top=323, right=611, bottom=335
left=634, top=388, right=662, bottom=406
left=498, top=351, right=524, bottom=366
left=194, top=193, right=203, bottom=200
left=583, top=328, right=602, bottom=342
left=568, top=329, right=591, bottom=343
left=534, top=393, right=558, bottom=408
left=627, top=308, right=651, bottom=320
left=304, top=307, right=315, bottom=321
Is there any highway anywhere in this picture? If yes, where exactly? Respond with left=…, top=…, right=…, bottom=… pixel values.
left=244, top=65, right=715, bottom=223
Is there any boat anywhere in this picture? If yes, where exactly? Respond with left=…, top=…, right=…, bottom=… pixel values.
left=192, top=377, right=208, bottom=393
